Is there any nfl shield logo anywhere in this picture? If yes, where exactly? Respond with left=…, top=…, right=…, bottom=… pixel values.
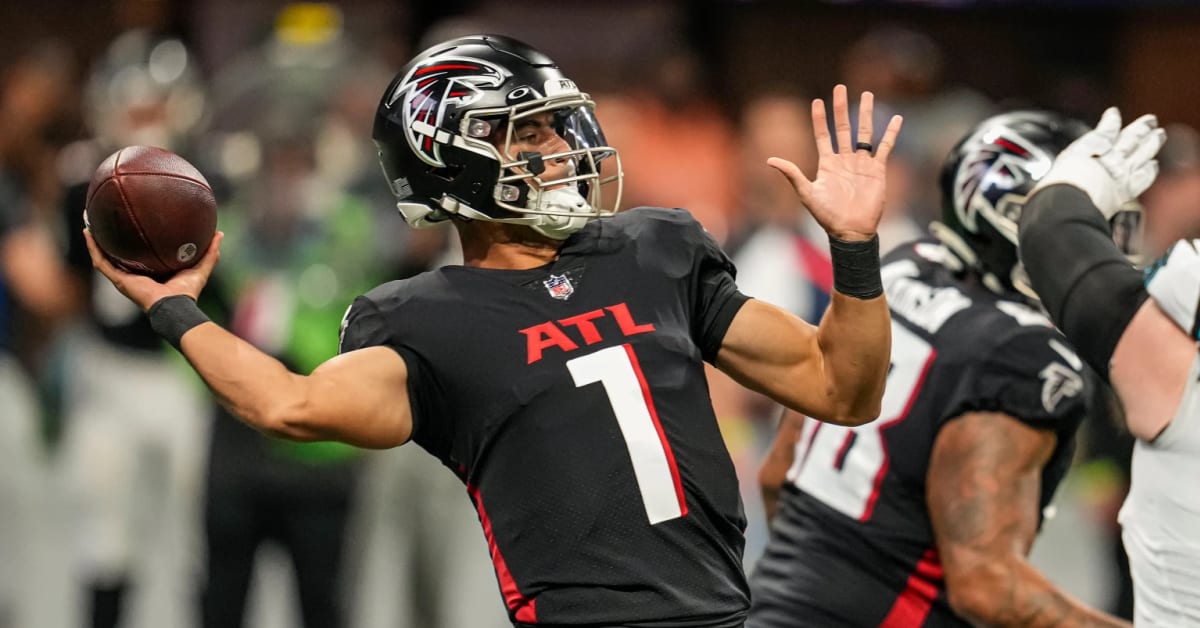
left=543, top=274, right=574, bottom=300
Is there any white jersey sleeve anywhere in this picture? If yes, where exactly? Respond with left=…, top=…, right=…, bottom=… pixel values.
left=1145, top=239, right=1200, bottom=339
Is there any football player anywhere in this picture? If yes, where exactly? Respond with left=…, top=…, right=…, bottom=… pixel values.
left=750, top=111, right=1130, bottom=627
left=57, top=31, right=212, bottom=628
left=84, top=34, right=901, bottom=627
left=1018, top=108, right=1200, bottom=625
left=0, top=43, right=85, bottom=628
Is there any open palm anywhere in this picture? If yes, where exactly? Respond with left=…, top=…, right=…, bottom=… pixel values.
left=768, top=85, right=903, bottom=242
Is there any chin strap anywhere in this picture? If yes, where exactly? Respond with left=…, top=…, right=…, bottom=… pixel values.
left=928, top=221, right=973, bottom=273
left=527, top=187, right=593, bottom=240
left=422, top=186, right=595, bottom=241
left=930, top=221, right=1032, bottom=300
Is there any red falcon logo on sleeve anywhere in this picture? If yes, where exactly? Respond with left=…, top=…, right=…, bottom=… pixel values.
left=385, top=56, right=508, bottom=167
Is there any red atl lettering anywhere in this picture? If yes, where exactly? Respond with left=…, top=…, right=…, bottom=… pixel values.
left=520, top=323, right=580, bottom=364
left=519, top=302, right=657, bottom=364
left=558, top=309, right=606, bottom=345
left=607, top=303, right=656, bottom=335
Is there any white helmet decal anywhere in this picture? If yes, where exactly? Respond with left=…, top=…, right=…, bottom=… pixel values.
left=954, top=127, right=1053, bottom=238
left=387, top=56, right=508, bottom=167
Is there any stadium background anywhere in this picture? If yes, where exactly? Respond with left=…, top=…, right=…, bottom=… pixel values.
left=1, top=0, right=1198, bottom=626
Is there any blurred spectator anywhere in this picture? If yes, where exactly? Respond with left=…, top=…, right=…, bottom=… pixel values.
left=842, top=25, right=994, bottom=228
left=726, top=89, right=828, bottom=319
left=595, top=43, right=739, bottom=240
left=197, top=6, right=386, bottom=627
left=0, top=41, right=82, bottom=628
left=707, top=89, right=830, bottom=571
left=203, top=119, right=368, bottom=628
left=0, top=42, right=82, bottom=350
left=1137, top=123, right=1200, bottom=260
left=714, top=84, right=920, bottom=570
left=55, top=30, right=213, bottom=628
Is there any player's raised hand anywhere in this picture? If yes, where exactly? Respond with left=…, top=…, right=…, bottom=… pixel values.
left=85, top=228, right=223, bottom=312
left=1033, top=106, right=1166, bottom=219
left=767, top=85, right=903, bottom=241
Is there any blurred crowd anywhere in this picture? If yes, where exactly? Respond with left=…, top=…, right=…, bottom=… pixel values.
left=2, top=1, right=1199, bottom=628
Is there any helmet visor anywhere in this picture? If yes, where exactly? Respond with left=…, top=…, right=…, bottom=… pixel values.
left=475, top=95, right=623, bottom=218
left=556, top=105, right=614, bottom=163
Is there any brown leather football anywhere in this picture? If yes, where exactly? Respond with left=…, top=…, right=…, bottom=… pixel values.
left=85, top=145, right=217, bottom=278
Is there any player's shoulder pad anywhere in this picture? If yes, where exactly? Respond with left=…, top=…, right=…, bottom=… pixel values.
left=1145, top=238, right=1200, bottom=338
left=338, top=273, right=446, bottom=354
left=960, top=308, right=1091, bottom=430
left=597, top=206, right=705, bottom=243
left=602, top=206, right=732, bottom=277
left=339, top=295, right=389, bottom=354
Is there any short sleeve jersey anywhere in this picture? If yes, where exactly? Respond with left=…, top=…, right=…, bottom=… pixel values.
left=339, top=207, right=751, bottom=627
left=750, top=239, right=1096, bottom=628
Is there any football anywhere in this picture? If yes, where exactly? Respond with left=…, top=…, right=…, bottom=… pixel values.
left=84, top=145, right=218, bottom=278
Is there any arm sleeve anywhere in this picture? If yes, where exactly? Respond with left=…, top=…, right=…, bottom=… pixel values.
left=1018, top=184, right=1148, bottom=377
left=939, top=329, right=1091, bottom=434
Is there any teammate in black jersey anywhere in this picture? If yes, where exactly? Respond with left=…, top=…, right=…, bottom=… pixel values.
left=750, top=111, right=1130, bottom=628
left=84, top=34, right=902, bottom=627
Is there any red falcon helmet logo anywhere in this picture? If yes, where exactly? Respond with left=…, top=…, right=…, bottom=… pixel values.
left=386, top=56, right=508, bottom=167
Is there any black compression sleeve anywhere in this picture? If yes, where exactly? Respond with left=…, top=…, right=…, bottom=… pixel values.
left=1018, top=184, right=1148, bottom=379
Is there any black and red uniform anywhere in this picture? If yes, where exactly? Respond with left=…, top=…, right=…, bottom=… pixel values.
left=749, top=239, right=1097, bottom=628
left=340, top=207, right=751, bottom=627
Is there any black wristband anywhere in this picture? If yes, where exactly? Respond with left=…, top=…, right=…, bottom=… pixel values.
left=147, top=295, right=210, bottom=350
left=829, top=234, right=883, bottom=299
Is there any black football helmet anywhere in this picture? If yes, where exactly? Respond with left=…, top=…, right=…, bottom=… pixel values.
left=933, top=110, right=1091, bottom=297
left=372, top=34, right=622, bottom=239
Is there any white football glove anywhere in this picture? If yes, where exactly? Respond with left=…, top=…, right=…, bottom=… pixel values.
left=1033, top=107, right=1167, bottom=220
left=1145, top=239, right=1200, bottom=339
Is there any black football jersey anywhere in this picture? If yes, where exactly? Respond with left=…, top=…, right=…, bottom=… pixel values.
left=749, top=239, right=1095, bottom=628
left=339, top=208, right=751, bottom=627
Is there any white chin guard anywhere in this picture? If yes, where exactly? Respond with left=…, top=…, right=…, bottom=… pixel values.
left=529, top=187, right=593, bottom=240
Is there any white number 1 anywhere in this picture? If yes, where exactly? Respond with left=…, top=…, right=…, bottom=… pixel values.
left=567, top=344, right=687, bottom=524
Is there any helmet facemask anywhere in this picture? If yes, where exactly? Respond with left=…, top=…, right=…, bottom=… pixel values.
left=373, top=34, right=624, bottom=239
left=458, top=93, right=622, bottom=239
